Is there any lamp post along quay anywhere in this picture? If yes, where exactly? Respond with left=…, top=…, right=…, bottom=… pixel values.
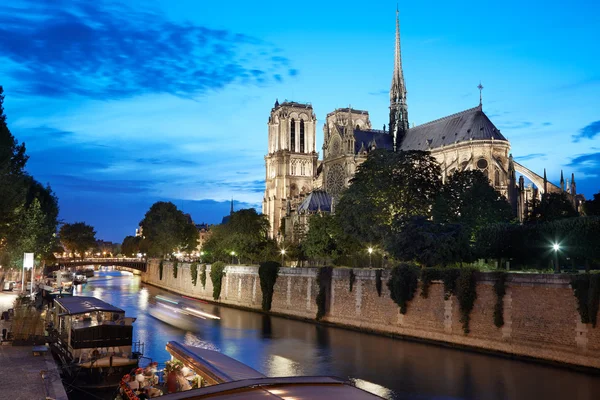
left=368, top=247, right=373, bottom=268
left=553, top=243, right=560, bottom=273
left=280, top=249, right=286, bottom=266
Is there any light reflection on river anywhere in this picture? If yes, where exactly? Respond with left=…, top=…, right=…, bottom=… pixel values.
left=78, top=270, right=600, bottom=400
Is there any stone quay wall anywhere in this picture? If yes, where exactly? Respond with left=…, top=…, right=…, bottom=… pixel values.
left=141, top=260, right=600, bottom=370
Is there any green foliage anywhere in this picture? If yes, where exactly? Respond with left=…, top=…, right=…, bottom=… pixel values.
left=210, top=261, right=226, bottom=300
left=303, top=214, right=359, bottom=265
left=336, top=149, right=442, bottom=245
left=316, top=267, right=333, bottom=320
left=385, top=216, right=472, bottom=267
left=571, top=274, right=600, bottom=327
left=584, top=192, right=600, bottom=216
left=203, top=209, right=275, bottom=264
left=200, top=264, right=207, bottom=289
left=375, top=269, right=383, bottom=297
left=349, top=269, right=356, bottom=292
left=420, top=268, right=436, bottom=298
left=139, top=201, right=199, bottom=257
left=455, top=268, right=478, bottom=334
left=59, top=222, right=97, bottom=257
left=258, top=261, right=280, bottom=311
left=526, top=192, right=578, bottom=223
left=159, top=260, right=164, bottom=280
left=172, top=260, right=178, bottom=279
left=387, top=264, right=419, bottom=314
left=418, top=267, right=461, bottom=300
left=190, top=262, right=198, bottom=286
left=433, top=170, right=513, bottom=237
left=493, top=272, right=507, bottom=328
left=121, top=235, right=142, bottom=257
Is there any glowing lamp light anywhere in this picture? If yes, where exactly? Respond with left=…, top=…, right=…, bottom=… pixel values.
left=230, top=251, right=235, bottom=256
left=280, top=249, right=286, bottom=255
left=553, top=243, right=560, bottom=251
left=368, top=247, right=373, bottom=254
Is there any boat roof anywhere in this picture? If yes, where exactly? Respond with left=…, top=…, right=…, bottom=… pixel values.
left=55, top=296, right=124, bottom=315
left=166, top=342, right=265, bottom=384
left=157, top=376, right=384, bottom=399
left=163, top=342, right=383, bottom=399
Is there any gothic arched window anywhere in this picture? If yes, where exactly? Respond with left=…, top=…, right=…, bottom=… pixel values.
left=495, top=169, right=501, bottom=187
left=300, top=120, right=305, bottom=153
left=290, top=118, right=296, bottom=152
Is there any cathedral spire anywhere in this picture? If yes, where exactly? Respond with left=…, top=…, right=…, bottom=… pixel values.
left=230, top=198, right=234, bottom=215
left=560, top=170, right=565, bottom=191
left=389, top=6, right=409, bottom=151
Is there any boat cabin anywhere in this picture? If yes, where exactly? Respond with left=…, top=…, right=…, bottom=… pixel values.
left=51, top=296, right=137, bottom=365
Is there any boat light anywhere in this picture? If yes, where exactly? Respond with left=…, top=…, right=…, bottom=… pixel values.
left=184, top=307, right=221, bottom=320
left=156, top=295, right=179, bottom=305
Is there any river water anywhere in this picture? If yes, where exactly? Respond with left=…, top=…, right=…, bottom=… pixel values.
left=78, top=270, right=599, bottom=400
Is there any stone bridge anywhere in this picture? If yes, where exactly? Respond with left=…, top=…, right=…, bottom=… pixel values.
left=57, top=258, right=147, bottom=272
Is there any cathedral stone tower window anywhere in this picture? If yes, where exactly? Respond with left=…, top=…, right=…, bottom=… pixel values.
left=495, top=169, right=501, bottom=187
left=327, top=164, right=345, bottom=200
left=300, top=120, right=305, bottom=153
left=290, top=118, right=296, bottom=152
left=477, top=158, right=488, bottom=169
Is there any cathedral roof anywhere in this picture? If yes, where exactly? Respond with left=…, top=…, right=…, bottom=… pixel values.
left=297, top=190, right=332, bottom=214
left=400, top=105, right=508, bottom=151
left=353, top=129, right=393, bottom=153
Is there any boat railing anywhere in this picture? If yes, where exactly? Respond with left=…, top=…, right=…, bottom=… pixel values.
left=132, top=340, right=145, bottom=358
left=70, top=324, right=133, bottom=349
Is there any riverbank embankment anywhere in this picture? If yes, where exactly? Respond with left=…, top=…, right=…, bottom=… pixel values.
left=141, top=261, right=600, bottom=371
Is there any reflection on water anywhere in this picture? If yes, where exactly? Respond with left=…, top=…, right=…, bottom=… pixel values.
left=79, top=270, right=600, bottom=400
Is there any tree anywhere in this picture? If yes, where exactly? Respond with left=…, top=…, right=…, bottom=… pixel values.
left=121, top=235, right=142, bottom=256
left=584, top=192, right=600, bottom=216
left=526, top=192, right=578, bottom=223
left=336, top=150, right=442, bottom=245
left=302, top=213, right=359, bottom=265
left=433, top=170, right=513, bottom=236
left=59, top=222, right=97, bottom=258
left=203, top=208, right=275, bottom=264
left=140, top=202, right=199, bottom=257
left=385, top=216, right=472, bottom=267
left=0, top=86, right=29, bottom=249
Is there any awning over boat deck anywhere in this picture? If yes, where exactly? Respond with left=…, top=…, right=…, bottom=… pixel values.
left=166, top=341, right=265, bottom=385
left=156, top=376, right=384, bottom=399
left=55, top=296, right=125, bottom=315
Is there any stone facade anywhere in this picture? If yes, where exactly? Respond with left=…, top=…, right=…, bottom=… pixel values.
left=142, top=261, right=600, bottom=370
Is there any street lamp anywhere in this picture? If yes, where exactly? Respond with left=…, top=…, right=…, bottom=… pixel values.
left=200, top=251, right=204, bottom=262
left=230, top=251, right=236, bottom=265
left=368, top=247, right=373, bottom=268
left=553, top=243, right=560, bottom=273
left=280, top=249, right=286, bottom=266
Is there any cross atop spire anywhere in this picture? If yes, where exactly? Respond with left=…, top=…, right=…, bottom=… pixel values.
left=477, top=82, right=484, bottom=107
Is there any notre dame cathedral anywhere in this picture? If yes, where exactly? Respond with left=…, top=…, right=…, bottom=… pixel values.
left=262, top=9, right=581, bottom=241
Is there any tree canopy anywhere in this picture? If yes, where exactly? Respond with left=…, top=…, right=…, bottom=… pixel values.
left=59, top=222, right=97, bottom=257
left=0, top=86, right=59, bottom=267
left=121, top=235, right=143, bottom=256
left=203, top=208, right=276, bottom=264
left=526, top=192, right=578, bottom=223
left=140, top=201, right=199, bottom=257
left=584, top=192, right=600, bottom=216
left=336, top=149, right=441, bottom=244
left=433, top=169, right=513, bottom=235
left=302, top=213, right=359, bottom=265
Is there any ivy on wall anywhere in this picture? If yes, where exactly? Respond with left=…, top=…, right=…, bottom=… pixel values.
left=258, top=261, right=280, bottom=311
left=571, top=273, right=600, bottom=327
left=190, top=262, right=198, bottom=286
left=316, top=267, right=333, bottom=320
left=493, top=272, right=507, bottom=328
left=375, top=270, right=383, bottom=297
left=210, top=261, right=226, bottom=300
left=159, top=260, right=164, bottom=280
left=387, top=264, right=419, bottom=314
left=349, top=269, right=356, bottom=292
left=200, top=264, right=207, bottom=289
left=173, top=260, right=178, bottom=279
left=455, top=268, right=477, bottom=334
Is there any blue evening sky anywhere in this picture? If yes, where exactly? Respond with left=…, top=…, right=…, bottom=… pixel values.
left=1, top=0, right=599, bottom=242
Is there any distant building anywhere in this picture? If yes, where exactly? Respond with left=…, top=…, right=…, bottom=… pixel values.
left=263, top=8, right=582, bottom=241
left=195, top=223, right=211, bottom=251
left=135, top=226, right=143, bottom=237
left=221, top=199, right=235, bottom=224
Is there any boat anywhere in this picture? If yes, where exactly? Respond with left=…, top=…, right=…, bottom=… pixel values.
left=148, top=295, right=219, bottom=332
left=73, top=273, right=88, bottom=285
left=118, top=341, right=384, bottom=399
left=48, top=296, right=144, bottom=390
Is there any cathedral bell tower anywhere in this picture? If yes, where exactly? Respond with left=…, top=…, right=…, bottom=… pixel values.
left=263, top=100, right=318, bottom=239
left=389, top=8, right=409, bottom=151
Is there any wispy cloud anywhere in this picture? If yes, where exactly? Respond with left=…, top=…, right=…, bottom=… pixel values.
left=572, top=120, right=600, bottom=143
left=515, top=153, right=546, bottom=162
left=497, top=121, right=533, bottom=130
left=368, top=89, right=388, bottom=96
left=567, top=152, right=600, bottom=176
left=0, top=1, right=294, bottom=100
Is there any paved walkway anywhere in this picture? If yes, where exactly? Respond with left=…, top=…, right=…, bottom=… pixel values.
left=0, top=345, right=68, bottom=400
